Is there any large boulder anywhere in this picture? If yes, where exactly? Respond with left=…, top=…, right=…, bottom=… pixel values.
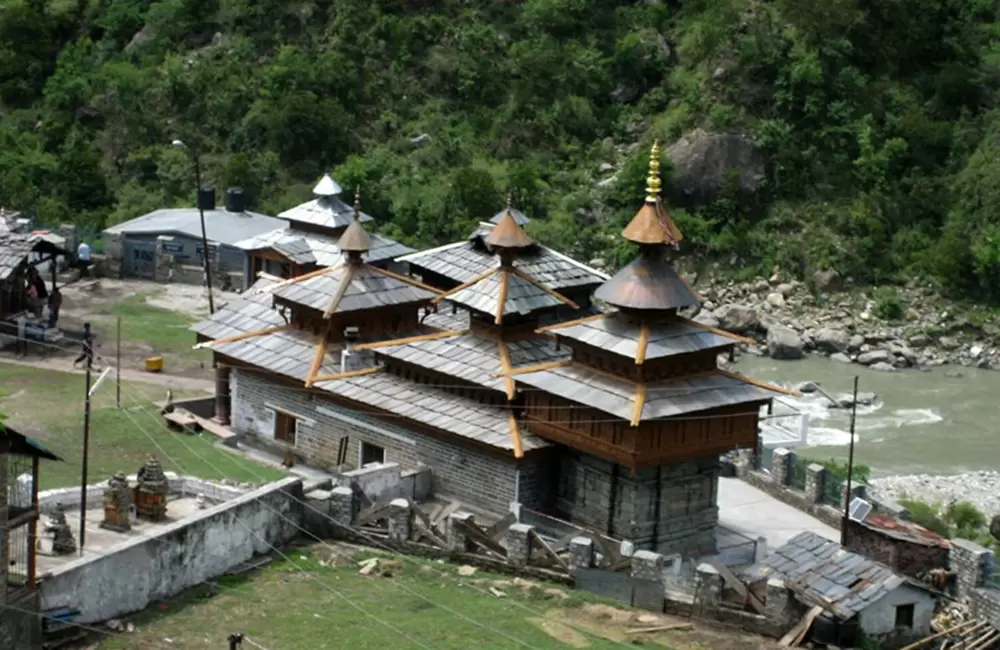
left=767, top=326, right=805, bottom=360
left=811, top=269, right=843, bottom=293
left=857, top=350, right=892, bottom=365
left=713, top=304, right=759, bottom=333
left=666, top=129, right=766, bottom=204
left=814, top=328, right=850, bottom=353
left=991, top=514, right=1000, bottom=541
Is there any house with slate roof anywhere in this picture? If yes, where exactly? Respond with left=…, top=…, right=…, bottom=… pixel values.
left=745, top=531, right=939, bottom=647
left=191, top=145, right=790, bottom=555
left=235, top=174, right=414, bottom=286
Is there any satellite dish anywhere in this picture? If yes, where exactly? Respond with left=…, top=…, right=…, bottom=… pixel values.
left=849, top=497, right=872, bottom=523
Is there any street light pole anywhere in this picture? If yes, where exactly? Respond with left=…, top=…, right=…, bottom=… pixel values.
left=172, top=139, right=215, bottom=314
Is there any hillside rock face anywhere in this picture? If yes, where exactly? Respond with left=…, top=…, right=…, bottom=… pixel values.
left=666, top=128, right=766, bottom=204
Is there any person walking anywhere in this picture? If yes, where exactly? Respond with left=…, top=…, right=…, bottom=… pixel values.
left=73, top=322, right=95, bottom=369
left=47, top=287, right=62, bottom=328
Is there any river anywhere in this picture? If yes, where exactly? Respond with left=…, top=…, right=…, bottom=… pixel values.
left=735, top=355, right=1000, bottom=478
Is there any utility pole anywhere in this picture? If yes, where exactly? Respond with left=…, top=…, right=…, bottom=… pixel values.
left=116, top=316, right=121, bottom=408
left=79, top=360, right=92, bottom=553
left=172, top=139, right=215, bottom=314
left=841, top=375, right=860, bottom=546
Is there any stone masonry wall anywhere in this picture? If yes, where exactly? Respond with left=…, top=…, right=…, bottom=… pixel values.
left=555, top=450, right=720, bottom=555
left=231, top=369, right=547, bottom=514
left=844, top=520, right=949, bottom=579
left=949, top=538, right=1000, bottom=628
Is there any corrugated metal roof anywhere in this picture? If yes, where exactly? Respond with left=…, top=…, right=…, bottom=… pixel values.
left=550, top=314, right=734, bottom=361
left=859, top=513, right=950, bottom=549
left=316, top=371, right=549, bottom=453
left=446, top=269, right=564, bottom=319
left=0, top=232, right=68, bottom=281
left=272, top=264, right=437, bottom=315
left=515, top=365, right=771, bottom=422
left=376, top=332, right=567, bottom=393
left=278, top=195, right=375, bottom=231
left=743, top=532, right=934, bottom=619
left=399, top=224, right=607, bottom=291
left=235, top=227, right=412, bottom=267
left=104, top=208, right=287, bottom=246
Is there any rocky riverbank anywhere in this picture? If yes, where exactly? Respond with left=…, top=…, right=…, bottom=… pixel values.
left=869, top=471, right=1000, bottom=519
left=688, top=269, right=1000, bottom=371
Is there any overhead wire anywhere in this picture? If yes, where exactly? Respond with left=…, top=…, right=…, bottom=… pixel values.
left=109, top=373, right=675, bottom=650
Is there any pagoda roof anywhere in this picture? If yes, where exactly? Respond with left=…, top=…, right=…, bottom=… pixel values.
left=236, top=228, right=413, bottom=267
left=431, top=263, right=578, bottom=324
left=538, top=312, right=748, bottom=364
left=278, top=173, right=376, bottom=231
left=593, top=254, right=701, bottom=311
left=398, top=222, right=607, bottom=292
left=272, top=262, right=439, bottom=317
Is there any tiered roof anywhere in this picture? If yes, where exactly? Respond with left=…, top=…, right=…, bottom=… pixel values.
left=399, top=198, right=607, bottom=293
left=510, top=142, right=795, bottom=426
left=235, top=174, right=413, bottom=267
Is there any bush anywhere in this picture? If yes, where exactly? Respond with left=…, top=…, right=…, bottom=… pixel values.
left=873, top=286, right=905, bottom=320
left=898, top=497, right=992, bottom=544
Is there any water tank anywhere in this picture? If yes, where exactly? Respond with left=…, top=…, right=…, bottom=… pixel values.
left=197, top=187, right=216, bottom=211
left=225, top=187, right=247, bottom=213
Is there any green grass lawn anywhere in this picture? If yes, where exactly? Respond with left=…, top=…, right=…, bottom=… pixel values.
left=96, top=293, right=211, bottom=368
left=95, top=546, right=682, bottom=650
left=0, top=363, right=285, bottom=489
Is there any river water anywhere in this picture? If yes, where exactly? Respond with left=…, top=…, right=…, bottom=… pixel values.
left=735, top=355, right=1000, bottom=478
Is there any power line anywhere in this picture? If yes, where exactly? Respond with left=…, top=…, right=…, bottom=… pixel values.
left=110, top=375, right=659, bottom=650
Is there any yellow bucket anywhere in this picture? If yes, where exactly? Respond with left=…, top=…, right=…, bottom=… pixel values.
left=145, top=357, right=164, bottom=373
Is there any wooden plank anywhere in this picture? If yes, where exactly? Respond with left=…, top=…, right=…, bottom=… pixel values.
left=356, top=500, right=392, bottom=526
left=193, top=324, right=290, bottom=350
left=717, top=369, right=803, bottom=397
left=675, top=316, right=756, bottom=344
left=323, top=264, right=356, bottom=318
left=630, top=382, right=646, bottom=427
left=413, top=519, right=448, bottom=550
left=511, top=267, right=579, bottom=309
left=547, top=532, right=580, bottom=553
left=495, top=268, right=510, bottom=324
left=304, top=322, right=331, bottom=388
left=530, top=529, right=569, bottom=572
left=497, top=340, right=516, bottom=399
left=431, top=268, right=500, bottom=303
left=635, top=322, right=650, bottom=365
left=899, top=620, right=977, bottom=650
left=778, top=605, right=822, bottom=647
left=456, top=519, right=507, bottom=558
left=371, top=264, right=445, bottom=295
left=486, top=512, right=517, bottom=541
left=706, top=557, right=765, bottom=614
left=506, top=411, right=524, bottom=459
left=626, top=623, right=693, bottom=634
left=432, top=501, right=462, bottom=532
left=536, top=312, right=610, bottom=332
left=353, top=329, right=467, bottom=351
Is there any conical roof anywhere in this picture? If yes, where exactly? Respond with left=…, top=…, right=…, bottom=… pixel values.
left=621, top=141, right=683, bottom=247
left=593, top=255, right=699, bottom=311
left=490, top=208, right=530, bottom=226
left=313, top=174, right=343, bottom=197
left=337, top=186, right=372, bottom=255
left=486, top=209, right=533, bottom=250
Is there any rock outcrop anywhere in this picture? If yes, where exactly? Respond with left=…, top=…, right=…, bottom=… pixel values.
left=666, top=129, right=766, bottom=204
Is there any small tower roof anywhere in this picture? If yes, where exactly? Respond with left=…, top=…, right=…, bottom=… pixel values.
left=490, top=193, right=530, bottom=225
left=313, top=174, right=344, bottom=198
left=337, top=186, right=372, bottom=256
left=621, top=141, right=683, bottom=247
left=485, top=194, right=533, bottom=251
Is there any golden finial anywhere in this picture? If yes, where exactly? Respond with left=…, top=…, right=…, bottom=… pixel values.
left=353, top=185, right=361, bottom=221
left=645, top=140, right=662, bottom=204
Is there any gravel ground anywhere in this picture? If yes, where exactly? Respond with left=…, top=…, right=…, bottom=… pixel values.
left=869, top=471, right=1000, bottom=518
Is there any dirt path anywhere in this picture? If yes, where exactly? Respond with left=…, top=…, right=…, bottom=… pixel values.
left=0, top=355, right=215, bottom=392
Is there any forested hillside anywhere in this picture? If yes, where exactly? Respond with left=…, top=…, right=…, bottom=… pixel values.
left=3, top=0, right=1000, bottom=300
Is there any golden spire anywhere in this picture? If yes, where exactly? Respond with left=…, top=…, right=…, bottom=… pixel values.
left=645, top=140, right=662, bottom=204
left=339, top=184, right=372, bottom=255
left=353, top=185, right=361, bottom=221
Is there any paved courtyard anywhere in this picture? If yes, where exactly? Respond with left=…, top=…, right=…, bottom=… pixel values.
left=717, top=477, right=840, bottom=552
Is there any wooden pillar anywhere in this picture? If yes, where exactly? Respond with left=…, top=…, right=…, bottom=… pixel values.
left=215, top=362, right=232, bottom=425
left=27, top=456, right=38, bottom=588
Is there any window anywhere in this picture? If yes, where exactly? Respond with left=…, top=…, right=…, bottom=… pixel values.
left=274, top=410, right=297, bottom=445
left=360, top=441, right=385, bottom=466
left=895, top=603, right=915, bottom=628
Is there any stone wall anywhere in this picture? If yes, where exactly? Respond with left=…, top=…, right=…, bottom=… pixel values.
left=231, top=369, right=549, bottom=514
left=556, top=450, right=720, bottom=555
left=950, top=538, right=1000, bottom=628
left=40, top=477, right=304, bottom=623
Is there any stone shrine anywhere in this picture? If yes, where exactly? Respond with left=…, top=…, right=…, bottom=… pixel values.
left=46, top=507, right=76, bottom=555
left=100, top=472, right=132, bottom=532
left=134, top=456, right=169, bottom=521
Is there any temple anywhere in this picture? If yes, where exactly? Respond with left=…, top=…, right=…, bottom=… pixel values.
left=234, top=173, right=414, bottom=284
left=192, top=147, right=790, bottom=554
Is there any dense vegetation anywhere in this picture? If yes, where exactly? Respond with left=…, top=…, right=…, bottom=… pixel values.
left=4, top=0, right=1000, bottom=299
